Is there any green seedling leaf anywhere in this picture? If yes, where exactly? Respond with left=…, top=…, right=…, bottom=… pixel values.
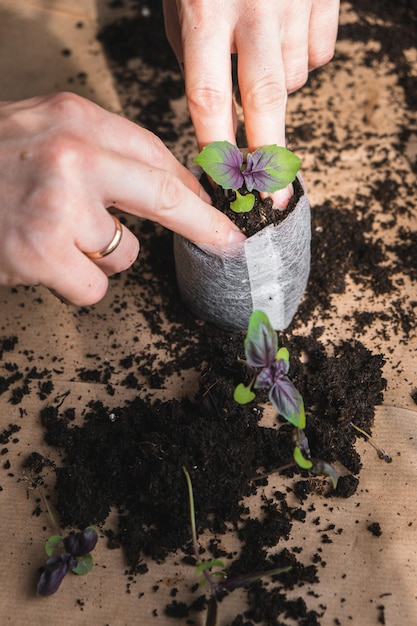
left=45, top=535, right=64, bottom=557
left=230, top=190, right=255, bottom=213
left=234, top=383, right=256, bottom=405
left=243, top=145, right=301, bottom=193
left=293, top=445, right=313, bottom=470
left=276, top=347, right=289, bottom=363
left=71, top=553, right=93, bottom=575
left=194, top=141, right=244, bottom=190
left=196, top=559, right=225, bottom=575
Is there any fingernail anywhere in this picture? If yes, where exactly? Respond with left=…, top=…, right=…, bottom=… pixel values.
left=227, top=226, right=246, bottom=244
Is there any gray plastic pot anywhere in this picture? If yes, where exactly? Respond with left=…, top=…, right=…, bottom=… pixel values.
left=174, top=175, right=311, bottom=331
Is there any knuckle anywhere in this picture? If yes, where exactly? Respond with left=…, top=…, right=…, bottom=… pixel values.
left=186, top=84, right=229, bottom=115
left=145, top=132, right=169, bottom=168
left=157, top=171, right=184, bottom=214
left=41, top=91, right=90, bottom=120
left=309, top=45, right=335, bottom=69
left=286, top=68, right=309, bottom=94
left=244, top=77, right=288, bottom=112
left=40, top=132, right=93, bottom=177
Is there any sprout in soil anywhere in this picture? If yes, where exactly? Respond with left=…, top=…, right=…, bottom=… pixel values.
left=25, top=470, right=98, bottom=597
left=182, top=466, right=291, bottom=626
left=350, top=421, right=392, bottom=463
left=194, top=141, right=301, bottom=213
left=234, top=310, right=338, bottom=488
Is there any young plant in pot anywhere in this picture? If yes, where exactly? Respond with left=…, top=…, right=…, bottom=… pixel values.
left=174, top=141, right=311, bottom=331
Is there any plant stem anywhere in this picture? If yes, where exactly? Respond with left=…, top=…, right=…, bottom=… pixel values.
left=350, top=422, right=392, bottom=463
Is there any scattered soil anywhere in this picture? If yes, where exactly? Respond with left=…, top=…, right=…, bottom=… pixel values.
left=2, top=1, right=414, bottom=625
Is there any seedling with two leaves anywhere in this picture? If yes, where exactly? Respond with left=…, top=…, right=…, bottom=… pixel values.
left=25, top=471, right=98, bottom=597
left=234, top=310, right=338, bottom=488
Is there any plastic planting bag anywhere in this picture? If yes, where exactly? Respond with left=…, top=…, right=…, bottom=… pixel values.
left=174, top=176, right=311, bottom=331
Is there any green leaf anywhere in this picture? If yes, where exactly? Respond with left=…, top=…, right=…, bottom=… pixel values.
left=194, top=141, right=244, bottom=189
left=244, top=145, right=301, bottom=193
left=45, top=535, right=64, bottom=557
left=71, top=553, right=93, bottom=575
left=293, top=445, right=313, bottom=470
left=234, top=383, right=256, bottom=404
left=276, top=347, right=289, bottom=363
left=230, top=190, right=255, bottom=213
left=196, top=559, right=225, bottom=575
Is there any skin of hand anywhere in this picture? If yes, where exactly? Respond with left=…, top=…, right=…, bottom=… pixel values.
left=0, top=93, right=245, bottom=306
left=163, top=0, right=340, bottom=206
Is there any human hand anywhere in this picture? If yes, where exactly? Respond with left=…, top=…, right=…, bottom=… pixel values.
left=163, top=0, right=340, bottom=206
left=0, top=93, right=245, bottom=305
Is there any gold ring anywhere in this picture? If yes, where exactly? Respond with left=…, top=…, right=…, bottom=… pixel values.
left=85, top=214, right=123, bottom=260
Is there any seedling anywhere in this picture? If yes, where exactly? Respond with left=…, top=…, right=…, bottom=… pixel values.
left=194, top=141, right=301, bottom=213
left=37, top=526, right=98, bottom=597
left=25, top=471, right=98, bottom=597
left=182, top=466, right=291, bottom=626
left=234, top=310, right=338, bottom=488
left=350, top=421, right=392, bottom=463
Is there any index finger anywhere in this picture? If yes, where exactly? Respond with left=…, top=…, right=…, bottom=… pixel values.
left=97, top=152, right=245, bottom=246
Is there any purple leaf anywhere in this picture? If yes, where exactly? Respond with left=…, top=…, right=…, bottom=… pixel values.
left=63, top=527, right=98, bottom=557
left=268, top=375, right=305, bottom=428
left=194, top=141, right=244, bottom=189
left=242, top=145, right=301, bottom=192
left=244, top=310, right=278, bottom=369
left=37, top=553, right=77, bottom=597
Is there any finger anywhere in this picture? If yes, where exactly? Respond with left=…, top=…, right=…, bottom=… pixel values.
left=162, top=0, right=183, bottom=63
left=44, top=246, right=110, bottom=306
left=41, top=216, right=138, bottom=306
left=309, top=0, right=340, bottom=69
left=95, top=152, right=245, bottom=246
left=180, top=10, right=235, bottom=147
left=235, top=21, right=287, bottom=150
left=280, top=7, right=311, bottom=94
left=80, top=219, right=140, bottom=278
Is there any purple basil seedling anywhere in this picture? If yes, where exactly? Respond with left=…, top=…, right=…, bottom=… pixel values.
left=194, top=141, right=301, bottom=213
left=234, top=309, right=305, bottom=429
left=37, top=526, right=98, bottom=597
left=235, top=310, right=338, bottom=488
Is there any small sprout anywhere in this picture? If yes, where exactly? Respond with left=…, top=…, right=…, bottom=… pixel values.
left=233, top=382, right=256, bottom=405
left=230, top=189, right=255, bottom=213
left=293, top=446, right=313, bottom=470
left=235, top=310, right=305, bottom=429
left=310, top=460, right=339, bottom=489
left=350, top=421, right=392, bottom=463
left=194, top=140, right=301, bottom=213
left=182, top=466, right=291, bottom=626
left=37, top=526, right=98, bottom=597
